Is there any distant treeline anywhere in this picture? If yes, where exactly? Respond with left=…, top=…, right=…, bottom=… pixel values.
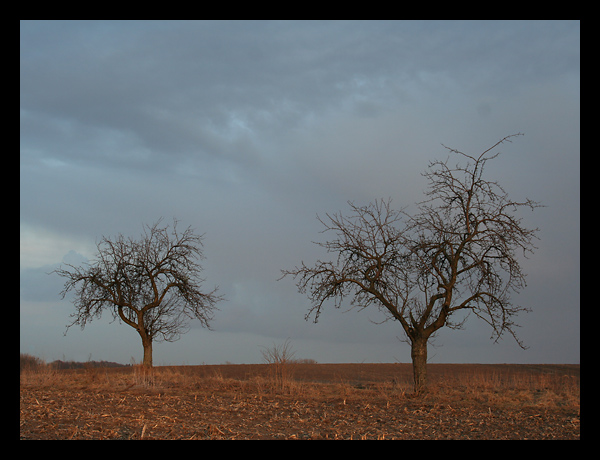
left=50, top=360, right=128, bottom=369
left=21, top=353, right=318, bottom=371
left=20, top=353, right=127, bottom=372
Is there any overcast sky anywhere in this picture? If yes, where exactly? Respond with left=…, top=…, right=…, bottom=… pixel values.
left=20, top=20, right=579, bottom=365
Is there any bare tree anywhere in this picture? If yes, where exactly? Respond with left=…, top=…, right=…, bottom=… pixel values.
left=281, top=134, right=541, bottom=392
left=53, top=219, right=222, bottom=368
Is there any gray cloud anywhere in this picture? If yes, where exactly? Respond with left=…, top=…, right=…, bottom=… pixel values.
left=20, top=20, right=579, bottom=365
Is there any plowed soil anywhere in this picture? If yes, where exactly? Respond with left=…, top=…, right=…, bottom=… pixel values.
left=20, top=363, right=580, bottom=440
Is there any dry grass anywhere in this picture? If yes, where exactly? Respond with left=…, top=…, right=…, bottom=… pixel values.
left=20, top=361, right=579, bottom=440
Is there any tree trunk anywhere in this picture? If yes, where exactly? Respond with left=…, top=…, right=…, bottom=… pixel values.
left=410, top=337, right=428, bottom=393
left=140, top=334, right=153, bottom=368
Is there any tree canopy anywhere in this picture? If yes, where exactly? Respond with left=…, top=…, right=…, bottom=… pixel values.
left=54, top=219, right=222, bottom=367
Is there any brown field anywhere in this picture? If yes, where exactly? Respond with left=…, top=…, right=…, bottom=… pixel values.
left=20, top=362, right=580, bottom=440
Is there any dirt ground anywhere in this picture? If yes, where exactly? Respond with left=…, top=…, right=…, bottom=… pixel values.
left=20, top=363, right=580, bottom=440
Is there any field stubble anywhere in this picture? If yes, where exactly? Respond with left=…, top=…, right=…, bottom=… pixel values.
left=20, top=362, right=580, bottom=440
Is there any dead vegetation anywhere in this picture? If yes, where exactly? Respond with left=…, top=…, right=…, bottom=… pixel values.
left=20, top=362, right=579, bottom=440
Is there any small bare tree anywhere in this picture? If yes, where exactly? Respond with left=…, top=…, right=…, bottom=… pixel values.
left=54, top=219, right=222, bottom=368
left=281, top=134, right=541, bottom=393
left=260, top=338, right=297, bottom=392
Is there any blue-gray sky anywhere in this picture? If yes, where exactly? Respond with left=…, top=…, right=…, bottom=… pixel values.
left=20, top=20, right=579, bottom=365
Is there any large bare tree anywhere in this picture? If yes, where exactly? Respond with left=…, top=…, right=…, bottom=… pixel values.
left=54, top=219, right=222, bottom=368
left=281, top=134, right=541, bottom=392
